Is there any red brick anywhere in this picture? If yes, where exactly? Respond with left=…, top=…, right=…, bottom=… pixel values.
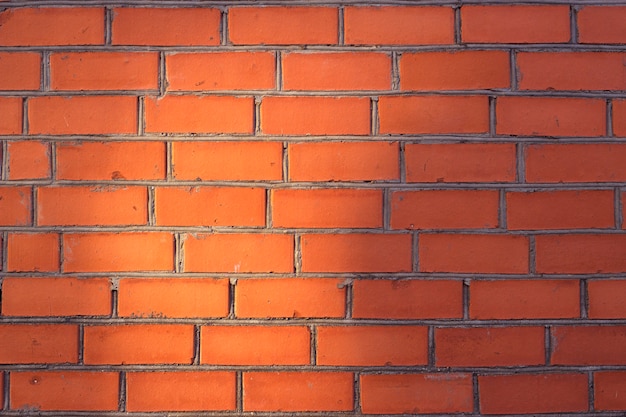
left=614, top=99, right=626, bottom=137
left=167, top=52, right=275, bottom=91
left=201, top=326, right=310, bottom=365
left=84, top=324, right=194, bottom=365
left=0, top=52, right=40, bottom=90
left=243, top=372, right=353, bottom=412
left=127, top=371, right=236, bottom=412
left=261, top=96, right=370, bottom=135
left=0, top=324, right=78, bottom=364
left=7, top=141, right=50, bottom=180
left=155, top=186, right=265, bottom=227
left=405, top=143, right=517, bottom=183
left=0, top=8, right=104, bottom=46
left=344, top=6, right=454, bottom=45
left=172, top=141, right=282, bottom=181
left=479, top=373, right=588, bottom=414
left=235, top=278, right=345, bottom=318
left=2, top=277, right=110, bottom=317
left=461, top=5, right=570, bottom=43
left=317, top=326, right=428, bottom=366
left=229, top=7, right=337, bottom=45
left=535, top=234, right=626, bottom=274
left=301, top=233, right=412, bottom=273
left=497, top=97, right=606, bottom=137
left=145, top=95, right=253, bottom=134
left=11, top=371, right=118, bottom=411
left=353, top=279, right=463, bottom=319
left=419, top=234, right=529, bottom=274
left=118, top=278, right=229, bottom=318
left=360, top=374, right=473, bottom=414
left=63, top=232, right=174, bottom=273
left=595, top=371, right=626, bottom=411
left=401, top=50, right=510, bottom=90
left=272, top=188, right=382, bottom=228
left=470, top=279, right=580, bottom=319
left=0, top=186, right=31, bottom=226
left=588, top=280, right=626, bottom=319
left=507, top=190, right=614, bottom=230
left=37, top=186, right=147, bottom=226
left=184, top=233, right=293, bottom=273
left=552, top=326, right=626, bottom=365
left=578, top=6, right=626, bottom=44
left=288, top=141, right=399, bottom=181
left=391, top=190, right=499, bottom=230
left=379, top=96, right=489, bottom=134
left=29, top=96, right=137, bottom=135
left=112, top=7, right=220, bottom=46
left=50, top=52, right=159, bottom=90
left=282, top=52, right=391, bottom=91
left=7, top=233, right=59, bottom=272
left=0, top=97, right=23, bottom=135
left=518, top=52, right=626, bottom=91
left=436, top=326, right=545, bottom=367
left=57, top=141, right=166, bottom=181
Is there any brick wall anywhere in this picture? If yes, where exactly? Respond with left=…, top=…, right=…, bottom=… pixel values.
left=0, top=1, right=625, bottom=415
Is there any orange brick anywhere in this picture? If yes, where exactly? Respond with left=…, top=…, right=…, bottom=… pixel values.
left=535, top=234, right=626, bottom=274
left=0, top=186, right=31, bottom=226
left=7, top=233, right=59, bottom=272
left=56, top=141, right=166, bottom=181
left=184, top=233, right=293, bottom=273
left=0, top=52, right=40, bottom=90
left=7, top=141, right=50, bottom=180
left=272, top=188, right=382, bottom=228
left=497, top=97, right=606, bottom=137
left=83, top=324, right=194, bottom=365
left=614, top=100, right=626, bottom=137
left=479, top=373, right=588, bottom=414
left=353, top=279, right=463, bottom=319
left=118, top=278, right=229, bottom=318
left=419, top=234, right=529, bottom=274
left=261, top=96, right=370, bottom=135
left=235, top=278, right=345, bottom=318
left=361, top=374, right=473, bottom=414
left=201, top=326, right=310, bottom=365
left=229, top=7, right=337, bottom=45
left=11, top=371, right=118, bottom=411
left=50, top=52, right=159, bottom=90
left=595, top=371, right=626, bottom=411
left=282, top=52, right=391, bottom=91
left=0, top=97, right=23, bottom=135
left=578, top=6, right=626, bottom=44
left=145, top=95, right=253, bottom=134
left=243, top=372, right=353, bottom=412
left=552, top=326, right=626, bottom=365
left=391, top=190, right=499, bottom=229
left=2, top=277, right=110, bottom=317
left=405, top=143, right=517, bottom=183
left=588, top=280, right=626, bottom=319
left=461, top=5, right=570, bottom=43
left=317, top=326, right=428, bottom=366
left=167, top=52, right=275, bottom=91
left=344, top=6, right=454, bottom=45
left=301, top=233, right=412, bottom=273
left=0, top=324, right=78, bottom=364
left=29, top=96, right=137, bottom=135
left=288, top=141, right=399, bottom=181
left=379, top=96, right=489, bottom=134
left=470, top=279, right=580, bottom=319
left=436, top=326, right=545, bottom=367
left=400, top=50, right=510, bottom=90
left=37, top=186, right=147, bottom=226
left=155, top=186, right=265, bottom=227
left=507, top=190, right=614, bottom=230
left=0, top=8, right=104, bottom=46
left=127, top=371, right=236, bottom=412
left=63, top=232, right=174, bottom=273
left=112, top=7, right=220, bottom=46
left=172, top=141, right=282, bottom=181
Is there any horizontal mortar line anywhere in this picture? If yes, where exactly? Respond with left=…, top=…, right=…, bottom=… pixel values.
left=0, top=413, right=621, bottom=417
